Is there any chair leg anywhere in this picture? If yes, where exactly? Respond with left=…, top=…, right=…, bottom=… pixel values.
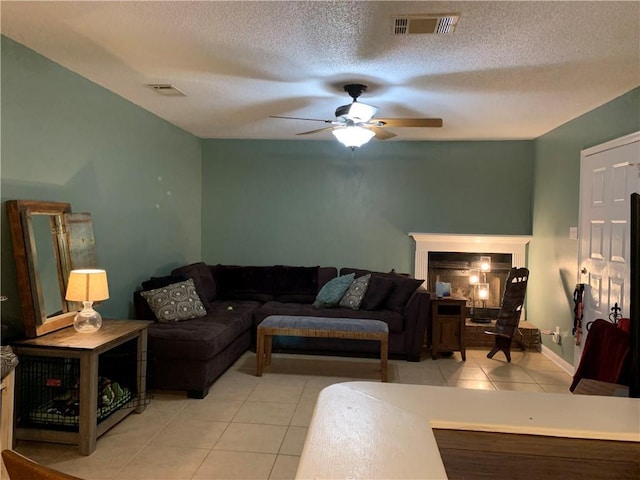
left=503, top=345, right=512, bottom=363
left=487, top=345, right=501, bottom=359
left=487, top=336, right=513, bottom=362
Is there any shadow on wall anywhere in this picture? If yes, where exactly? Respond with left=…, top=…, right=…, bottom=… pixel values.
left=559, top=267, right=578, bottom=315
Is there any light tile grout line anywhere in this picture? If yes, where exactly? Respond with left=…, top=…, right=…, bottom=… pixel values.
left=110, top=392, right=192, bottom=480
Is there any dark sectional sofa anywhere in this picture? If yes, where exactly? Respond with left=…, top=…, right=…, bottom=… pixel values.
left=133, top=262, right=430, bottom=398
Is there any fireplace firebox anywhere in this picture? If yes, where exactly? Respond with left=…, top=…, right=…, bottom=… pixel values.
left=428, top=252, right=512, bottom=319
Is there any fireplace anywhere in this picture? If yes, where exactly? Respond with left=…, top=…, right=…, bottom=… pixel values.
left=410, top=233, right=532, bottom=319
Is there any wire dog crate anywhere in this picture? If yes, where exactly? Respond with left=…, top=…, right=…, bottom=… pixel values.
left=16, top=339, right=146, bottom=431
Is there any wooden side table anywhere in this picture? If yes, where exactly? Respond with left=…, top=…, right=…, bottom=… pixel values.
left=1, top=369, right=15, bottom=448
left=431, top=297, right=467, bottom=361
left=12, top=319, right=151, bottom=455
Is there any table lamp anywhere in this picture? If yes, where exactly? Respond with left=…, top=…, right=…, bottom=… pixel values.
left=65, top=269, right=109, bottom=333
left=480, top=256, right=492, bottom=274
left=468, top=268, right=479, bottom=316
left=476, top=282, right=490, bottom=323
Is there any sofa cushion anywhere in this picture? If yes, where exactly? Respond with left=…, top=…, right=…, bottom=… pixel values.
left=272, top=266, right=319, bottom=302
left=148, top=300, right=259, bottom=361
left=339, top=267, right=373, bottom=278
left=142, top=274, right=188, bottom=291
left=212, top=265, right=274, bottom=302
left=318, top=267, right=338, bottom=288
left=339, top=274, right=371, bottom=310
left=313, top=273, right=355, bottom=308
left=141, top=279, right=207, bottom=322
left=171, top=262, right=217, bottom=309
left=256, top=301, right=404, bottom=333
left=361, top=275, right=397, bottom=311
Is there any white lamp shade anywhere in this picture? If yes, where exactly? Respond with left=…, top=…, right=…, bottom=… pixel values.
left=468, top=269, right=480, bottom=285
left=344, top=102, right=377, bottom=122
left=65, top=269, right=109, bottom=302
left=480, top=256, right=492, bottom=272
left=332, top=126, right=375, bottom=148
left=477, top=283, right=490, bottom=300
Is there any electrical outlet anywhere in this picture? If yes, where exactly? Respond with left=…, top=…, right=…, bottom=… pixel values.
left=569, top=227, right=578, bottom=240
left=552, top=326, right=561, bottom=344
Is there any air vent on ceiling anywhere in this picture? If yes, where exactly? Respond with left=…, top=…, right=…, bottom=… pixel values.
left=393, top=14, right=459, bottom=35
left=146, top=84, right=185, bottom=96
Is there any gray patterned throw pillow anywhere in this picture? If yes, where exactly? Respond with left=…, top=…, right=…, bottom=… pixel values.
left=339, top=274, right=371, bottom=310
left=141, top=278, right=206, bottom=322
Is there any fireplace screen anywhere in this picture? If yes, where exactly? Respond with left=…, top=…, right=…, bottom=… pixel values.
left=428, top=252, right=512, bottom=317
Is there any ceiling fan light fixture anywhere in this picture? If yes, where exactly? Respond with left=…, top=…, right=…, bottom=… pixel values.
left=332, top=126, right=375, bottom=149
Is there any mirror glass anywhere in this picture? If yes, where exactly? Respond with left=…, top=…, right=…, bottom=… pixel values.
left=7, top=200, right=77, bottom=337
left=31, top=214, right=65, bottom=318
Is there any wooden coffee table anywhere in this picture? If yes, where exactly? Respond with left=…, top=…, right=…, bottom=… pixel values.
left=256, top=315, right=389, bottom=381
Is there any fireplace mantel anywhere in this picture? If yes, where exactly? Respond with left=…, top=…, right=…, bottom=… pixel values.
left=408, top=233, right=532, bottom=287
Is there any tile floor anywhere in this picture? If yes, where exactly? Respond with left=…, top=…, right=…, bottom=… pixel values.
left=14, top=348, right=573, bottom=480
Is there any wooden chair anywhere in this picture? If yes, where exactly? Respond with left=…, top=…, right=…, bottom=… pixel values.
left=1, top=450, right=83, bottom=480
left=569, top=318, right=631, bottom=393
left=485, top=267, right=529, bottom=362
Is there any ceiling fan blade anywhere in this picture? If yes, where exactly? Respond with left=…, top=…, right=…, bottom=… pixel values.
left=296, top=126, right=336, bottom=136
left=270, top=115, right=332, bottom=123
left=374, top=118, right=443, bottom=128
left=368, top=126, right=396, bottom=140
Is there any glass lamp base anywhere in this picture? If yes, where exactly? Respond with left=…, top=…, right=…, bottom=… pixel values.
left=73, top=301, right=103, bottom=333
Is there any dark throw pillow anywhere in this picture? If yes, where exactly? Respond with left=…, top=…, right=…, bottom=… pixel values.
left=385, top=275, right=424, bottom=313
left=384, top=276, right=424, bottom=312
left=362, top=275, right=397, bottom=311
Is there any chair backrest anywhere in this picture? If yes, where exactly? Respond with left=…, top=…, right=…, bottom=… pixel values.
left=570, top=318, right=631, bottom=392
left=1, top=450, right=83, bottom=480
left=492, top=267, right=529, bottom=337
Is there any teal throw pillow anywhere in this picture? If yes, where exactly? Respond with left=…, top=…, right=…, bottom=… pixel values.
left=313, top=273, right=356, bottom=308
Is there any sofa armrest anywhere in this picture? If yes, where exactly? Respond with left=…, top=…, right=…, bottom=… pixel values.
left=402, top=288, right=431, bottom=360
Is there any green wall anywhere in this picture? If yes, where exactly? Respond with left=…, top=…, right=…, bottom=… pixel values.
left=529, top=87, right=640, bottom=364
left=1, top=36, right=202, bottom=337
left=201, top=139, right=534, bottom=272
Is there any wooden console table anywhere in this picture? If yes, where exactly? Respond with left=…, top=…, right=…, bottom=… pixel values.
left=12, top=319, right=151, bottom=455
left=431, top=297, right=467, bottom=360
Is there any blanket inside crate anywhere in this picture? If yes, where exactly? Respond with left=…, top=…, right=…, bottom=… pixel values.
left=29, top=377, right=132, bottom=426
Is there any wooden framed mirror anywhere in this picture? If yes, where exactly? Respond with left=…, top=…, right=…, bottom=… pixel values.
left=6, top=200, right=96, bottom=337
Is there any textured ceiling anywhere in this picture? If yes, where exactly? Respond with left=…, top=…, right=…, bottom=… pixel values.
left=1, top=1, right=639, bottom=141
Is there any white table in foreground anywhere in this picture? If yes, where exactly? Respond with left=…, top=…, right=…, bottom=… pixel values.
left=296, top=382, right=640, bottom=480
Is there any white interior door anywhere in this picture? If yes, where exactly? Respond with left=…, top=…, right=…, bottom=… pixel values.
left=577, top=132, right=640, bottom=367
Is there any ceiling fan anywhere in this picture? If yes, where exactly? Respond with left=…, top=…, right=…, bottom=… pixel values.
left=270, top=84, right=443, bottom=148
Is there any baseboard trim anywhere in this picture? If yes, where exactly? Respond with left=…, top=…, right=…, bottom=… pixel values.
left=541, top=345, right=574, bottom=375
